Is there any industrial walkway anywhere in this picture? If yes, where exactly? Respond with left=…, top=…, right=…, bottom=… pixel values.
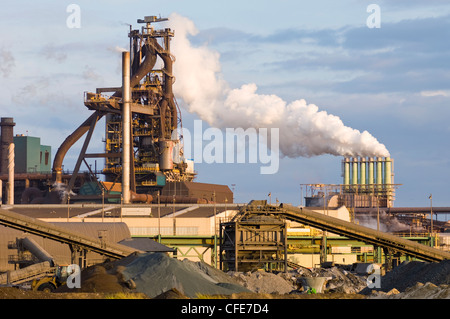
left=277, top=204, right=450, bottom=263
left=0, top=208, right=139, bottom=260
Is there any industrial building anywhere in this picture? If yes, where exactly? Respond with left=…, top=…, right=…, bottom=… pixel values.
left=0, top=16, right=449, bottom=287
left=13, top=135, right=51, bottom=174
left=302, top=156, right=397, bottom=210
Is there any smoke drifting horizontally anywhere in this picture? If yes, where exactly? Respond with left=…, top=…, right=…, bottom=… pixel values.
left=168, top=13, right=390, bottom=158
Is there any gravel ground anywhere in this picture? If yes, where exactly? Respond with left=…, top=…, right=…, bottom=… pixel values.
left=2, top=254, right=449, bottom=299
left=362, top=259, right=450, bottom=298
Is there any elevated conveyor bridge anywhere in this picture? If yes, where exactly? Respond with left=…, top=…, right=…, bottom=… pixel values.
left=276, top=203, right=450, bottom=263
left=225, top=201, right=450, bottom=269
left=0, top=208, right=140, bottom=265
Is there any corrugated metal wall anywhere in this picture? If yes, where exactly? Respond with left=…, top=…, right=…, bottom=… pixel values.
left=0, top=222, right=131, bottom=271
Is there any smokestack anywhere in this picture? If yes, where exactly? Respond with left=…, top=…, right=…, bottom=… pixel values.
left=352, top=157, right=358, bottom=186
left=122, top=51, right=131, bottom=204
left=0, top=117, right=15, bottom=175
left=368, top=157, right=374, bottom=191
left=7, top=143, right=14, bottom=205
left=385, top=156, right=392, bottom=191
left=376, top=157, right=383, bottom=191
left=384, top=157, right=392, bottom=184
left=343, top=157, right=350, bottom=189
left=360, top=157, right=366, bottom=189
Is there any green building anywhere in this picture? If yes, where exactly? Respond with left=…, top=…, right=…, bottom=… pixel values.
left=13, top=135, right=51, bottom=173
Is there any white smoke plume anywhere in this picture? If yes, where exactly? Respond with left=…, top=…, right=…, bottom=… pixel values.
left=356, top=211, right=425, bottom=233
left=168, top=13, right=390, bottom=158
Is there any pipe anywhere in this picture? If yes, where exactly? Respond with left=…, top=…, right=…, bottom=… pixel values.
left=343, top=157, right=350, bottom=187
left=7, top=143, right=14, bottom=205
left=156, top=195, right=209, bottom=204
left=368, top=157, right=374, bottom=189
left=376, top=157, right=382, bottom=190
left=52, top=44, right=156, bottom=184
left=130, top=191, right=153, bottom=204
left=384, top=157, right=392, bottom=187
left=360, top=157, right=366, bottom=189
left=52, top=111, right=103, bottom=183
left=20, top=237, right=55, bottom=266
left=127, top=192, right=206, bottom=204
left=153, top=39, right=177, bottom=138
left=122, top=51, right=131, bottom=204
left=385, top=157, right=392, bottom=207
left=131, top=43, right=157, bottom=88
left=352, top=157, right=358, bottom=185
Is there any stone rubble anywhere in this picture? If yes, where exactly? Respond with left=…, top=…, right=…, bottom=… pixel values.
left=228, top=265, right=369, bottom=295
left=51, top=253, right=450, bottom=299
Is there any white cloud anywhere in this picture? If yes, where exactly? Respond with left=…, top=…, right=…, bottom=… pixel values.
left=420, top=90, right=449, bottom=97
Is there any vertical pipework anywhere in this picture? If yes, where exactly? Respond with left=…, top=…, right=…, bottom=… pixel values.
left=368, top=157, right=374, bottom=190
left=360, top=157, right=366, bottom=190
left=343, top=157, right=350, bottom=189
left=384, top=156, right=392, bottom=191
left=122, top=51, right=131, bottom=204
left=376, top=157, right=383, bottom=191
left=352, top=157, right=358, bottom=186
left=7, top=143, right=14, bottom=205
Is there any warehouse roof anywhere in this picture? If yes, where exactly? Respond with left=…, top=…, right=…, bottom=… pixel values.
left=3, top=203, right=243, bottom=219
left=119, top=238, right=175, bottom=253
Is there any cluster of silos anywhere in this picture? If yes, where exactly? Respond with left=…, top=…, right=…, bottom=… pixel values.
left=342, top=157, right=393, bottom=194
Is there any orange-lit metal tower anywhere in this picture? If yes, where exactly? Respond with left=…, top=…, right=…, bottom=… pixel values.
left=52, top=16, right=195, bottom=202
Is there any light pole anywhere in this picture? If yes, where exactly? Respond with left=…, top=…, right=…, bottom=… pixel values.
left=158, top=190, right=161, bottom=242
left=300, top=184, right=303, bottom=207
left=67, top=194, right=70, bottom=222
left=173, top=195, right=176, bottom=236
left=102, top=188, right=105, bottom=223
left=429, top=194, right=433, bottom=235
left=377, top=195, right=380, bottom=232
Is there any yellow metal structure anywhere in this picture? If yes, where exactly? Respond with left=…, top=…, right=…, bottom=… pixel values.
left=31, top=264, right=70, bottom=292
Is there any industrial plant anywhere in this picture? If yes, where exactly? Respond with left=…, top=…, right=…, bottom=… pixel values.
left=0, top=16, right=449, bottom=299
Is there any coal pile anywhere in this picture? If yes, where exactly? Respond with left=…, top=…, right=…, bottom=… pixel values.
left=228, top=266, right=368, bottom=295
left=362, top=260, right=450, bottom=298
left=228, top=271, right=296, bottom=294
left=120, top=252, right=250, bottom=298
left=369, top=282, right=450, bottom=299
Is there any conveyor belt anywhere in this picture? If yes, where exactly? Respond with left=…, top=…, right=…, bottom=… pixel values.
left=278, top=204, right=450, bottom=262
left=0, top=208, right=140, bottom=259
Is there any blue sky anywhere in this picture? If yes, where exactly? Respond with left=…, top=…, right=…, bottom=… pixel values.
left=1, top=1, right=450, bottom=207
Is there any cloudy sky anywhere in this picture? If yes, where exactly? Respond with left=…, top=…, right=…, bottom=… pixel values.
left=1, top=1, right=449, bottom=207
